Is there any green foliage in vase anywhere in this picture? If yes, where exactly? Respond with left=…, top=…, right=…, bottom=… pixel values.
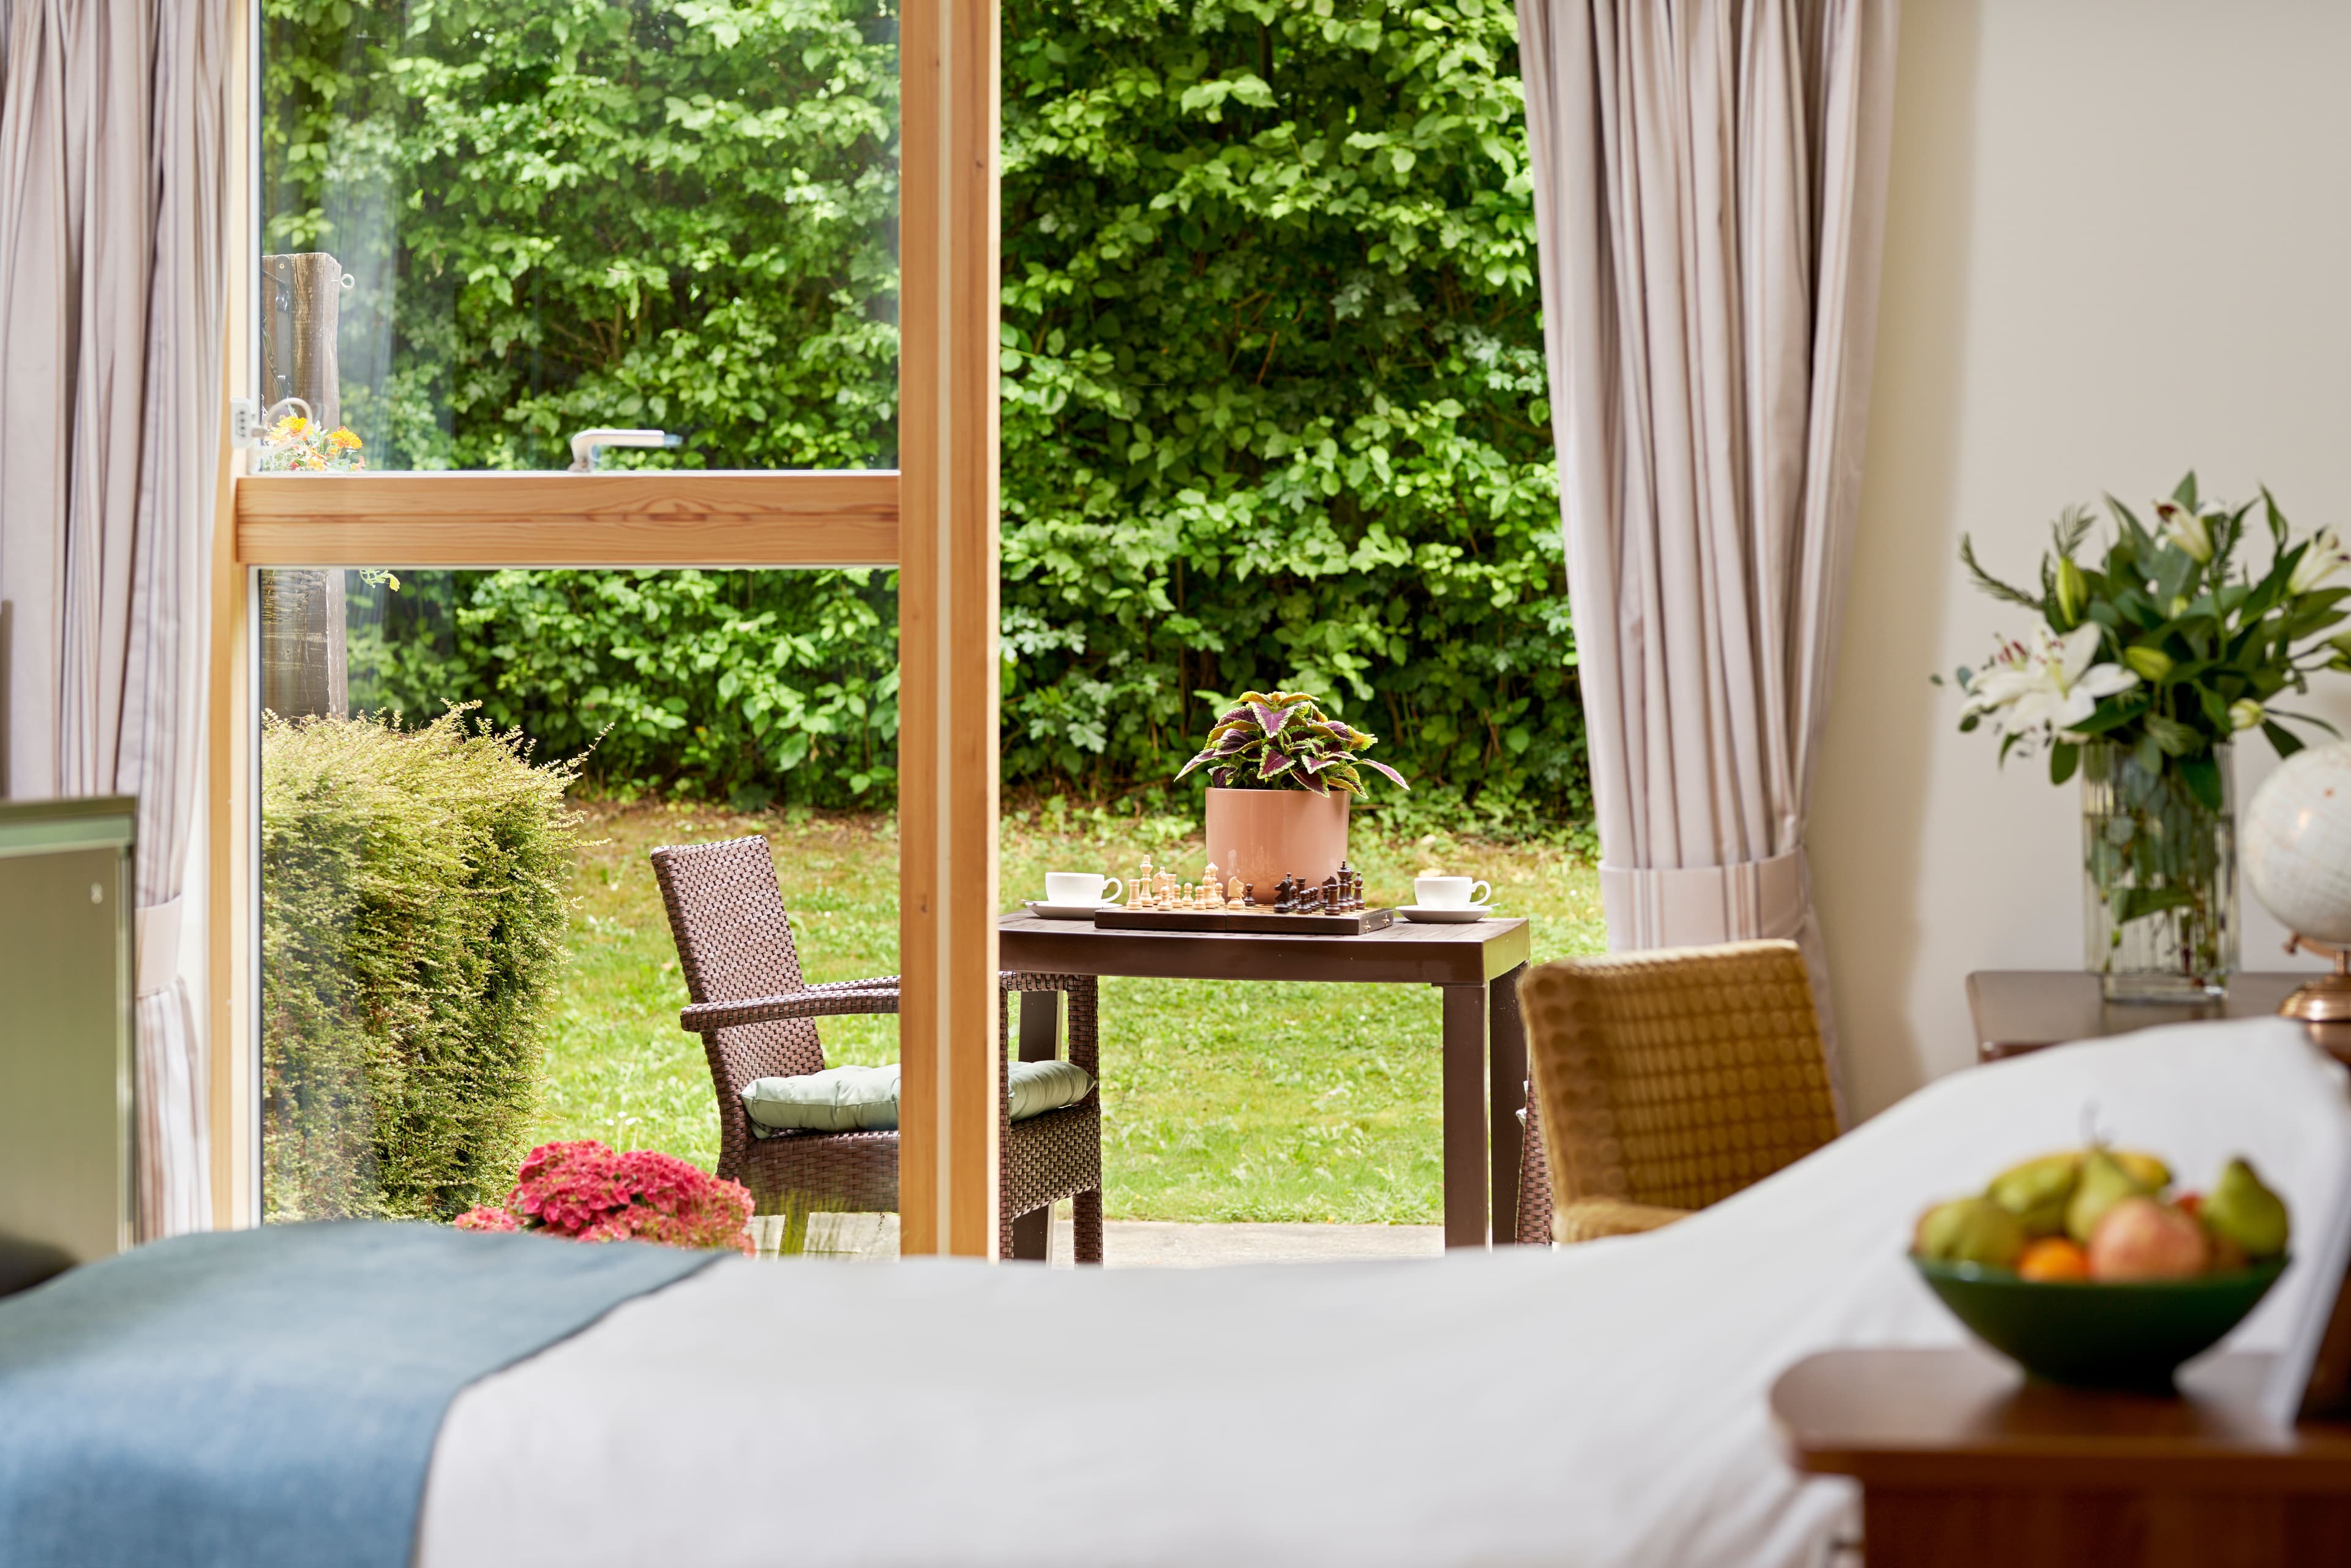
left=1945, top=474, right=2351, bottom=980
left=261, top=710, right=585, bottom=1221
left=1174, top=689, right=1407, bottom=795
left=261, top=0, right=1586, bottom=835
left=1948, top=473, right=2350, bottom=803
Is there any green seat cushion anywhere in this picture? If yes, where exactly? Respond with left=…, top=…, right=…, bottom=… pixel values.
left=1006, top=1058, right=1093, bottom=1122
left=743, top=1059, right=1093, bottom=1135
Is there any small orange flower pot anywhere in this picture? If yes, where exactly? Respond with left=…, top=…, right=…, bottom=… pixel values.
left=1204, top=786, right=1349, bottom=898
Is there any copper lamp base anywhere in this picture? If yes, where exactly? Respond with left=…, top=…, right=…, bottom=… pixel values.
left=2280, top=936, right=2351, bottom=1022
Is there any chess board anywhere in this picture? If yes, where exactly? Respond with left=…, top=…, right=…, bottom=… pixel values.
left=1090, top=906, right=1395, bottom=936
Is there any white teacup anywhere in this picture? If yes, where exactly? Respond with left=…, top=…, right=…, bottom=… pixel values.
left=1414, top=875, right=1492, bottom=910
left=1045, top=871, right=1123, bottom=906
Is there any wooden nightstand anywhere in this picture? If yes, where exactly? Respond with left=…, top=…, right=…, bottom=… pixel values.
left=1774, top=1348, right=2351, bottom=1566
left=1965, top=971, right=2351, bottom=1067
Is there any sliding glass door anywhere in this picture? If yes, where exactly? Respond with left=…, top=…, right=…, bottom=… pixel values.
left=219, top=0, right=1006, bottom=1249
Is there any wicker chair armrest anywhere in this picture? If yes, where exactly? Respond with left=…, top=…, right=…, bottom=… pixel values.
left=807, top=974, right=901, bottom=992
left=998, top=970, right=1083, bottom=993
left=681, top=988, right=901, bottom=1033
left=1551, top=1198, right=1692, bottom=1244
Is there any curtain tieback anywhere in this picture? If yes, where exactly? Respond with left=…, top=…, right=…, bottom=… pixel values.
left=1600, top=851, right=1805, bottom=950
left=135, top=896, right=183, bottom=998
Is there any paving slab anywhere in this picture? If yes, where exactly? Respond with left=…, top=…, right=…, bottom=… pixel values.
left=751, top=1213, right=1446, bottom=1266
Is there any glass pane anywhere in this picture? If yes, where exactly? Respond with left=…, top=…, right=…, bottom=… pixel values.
left=258, top=2, right=899, bottom=473
left=258, top=566, right=900, bottom=1223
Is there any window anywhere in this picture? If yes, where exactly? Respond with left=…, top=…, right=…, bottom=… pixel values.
left=216, top=0, right=1001, bottom=1253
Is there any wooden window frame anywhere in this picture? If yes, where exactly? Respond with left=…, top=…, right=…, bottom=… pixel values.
left=209, top=0, right=1001, bottom=1256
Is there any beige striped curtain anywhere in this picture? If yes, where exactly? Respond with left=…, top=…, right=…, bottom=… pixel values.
left=1516, top=0, right=1900, bottom=1106
left=0, top=0, right=231, bottom=1236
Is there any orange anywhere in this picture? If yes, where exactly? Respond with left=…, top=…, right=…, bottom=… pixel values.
left=2018, top=1237, right=2091, bottom=1282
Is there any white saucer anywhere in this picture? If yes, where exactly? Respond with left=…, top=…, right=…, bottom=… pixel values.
left=1397, top=904, right=1498, bottom=923
left=1024, top=900, right=1119, bottom=920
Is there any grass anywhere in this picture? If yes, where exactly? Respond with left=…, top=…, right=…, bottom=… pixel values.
left=532, top=798, right=1606, bottom=1225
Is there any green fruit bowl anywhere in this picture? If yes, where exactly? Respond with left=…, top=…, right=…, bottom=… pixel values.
left=1911, top=1256, right=2289, bottom=1390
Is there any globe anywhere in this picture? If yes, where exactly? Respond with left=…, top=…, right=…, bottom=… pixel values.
left=2243, top=741, right=2351, bottom=945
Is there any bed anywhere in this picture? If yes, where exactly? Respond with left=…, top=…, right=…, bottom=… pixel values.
left=8, top=1019, right=2348, bottom=1568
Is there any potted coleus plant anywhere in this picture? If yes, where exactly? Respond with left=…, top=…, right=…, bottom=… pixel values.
left=1176, top=691, right=1408, bottom=894
left=1943, top=476, right=2351, bottom=1000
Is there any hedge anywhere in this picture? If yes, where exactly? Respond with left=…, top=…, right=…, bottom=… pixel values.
left=266, top=0, right=1584, bottom=836
left=261, top=710, right=583, bottom=1221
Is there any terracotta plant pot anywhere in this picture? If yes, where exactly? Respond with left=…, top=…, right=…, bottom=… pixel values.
left=1204, top=786, right=1349, bottom=898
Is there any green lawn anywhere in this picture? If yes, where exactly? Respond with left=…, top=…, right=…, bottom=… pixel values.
left=532, top=800, right=1605, bottom=1224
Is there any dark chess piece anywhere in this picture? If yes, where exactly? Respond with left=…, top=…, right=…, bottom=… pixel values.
left=1337, top=860, right=1355, bottom=911
left=1274, top=874, right=1294, bottom=913
left=1243, top=882, right=1256, bottom=908
left=1322, top=874, right=1340, bottom=913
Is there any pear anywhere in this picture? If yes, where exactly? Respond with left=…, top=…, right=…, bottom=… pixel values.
left=1985, top=1152, right=2080, bottom=1236
left=2202, top=1157, right=2290, bottom=1259
left=1915, top=1197, right=2028, bottom=1270
left=2064, top=1149, right=2147, bottom=1246
left=2112, top=1150, right=2173, bottom=1193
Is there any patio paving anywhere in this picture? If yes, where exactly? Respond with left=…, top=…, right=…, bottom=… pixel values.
left=763, top=1212, right=1446, bottom=1266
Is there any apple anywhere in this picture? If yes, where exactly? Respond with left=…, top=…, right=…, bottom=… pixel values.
left=2088, top=1196, right=2210, bottom=1281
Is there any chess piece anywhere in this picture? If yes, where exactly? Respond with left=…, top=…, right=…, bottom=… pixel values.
left=1242, top=881, right=1256, bottom=908
left=1274, top=874, right=1294, bottom=913
left=1322, top=875, right=1340, bottom=913
left=1203, top=861, right=1220, bottom=901
left=1157, top=865, right=1177, bottom=906
left=1226, top=874, right=1244, bottom=909
left=1182, top=882, right=1196, bottom=909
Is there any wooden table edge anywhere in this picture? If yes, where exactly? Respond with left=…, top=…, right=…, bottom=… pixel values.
left=1771, top=1351, right=2351, bottom=1494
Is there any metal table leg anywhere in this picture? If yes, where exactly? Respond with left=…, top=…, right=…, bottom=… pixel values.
left=1440, top=983, right=1490, bottom=1248
left=1488, top=962, right=1528, bottom=1245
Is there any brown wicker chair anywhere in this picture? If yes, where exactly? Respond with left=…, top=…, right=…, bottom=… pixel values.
left=650, top=836, right=1104, bottom=1262
left=1515, top=940, right=1839, bottom=1247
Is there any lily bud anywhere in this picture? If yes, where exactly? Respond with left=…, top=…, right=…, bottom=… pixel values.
left=2229, top=698, right=2265, bottom=732
left=2158, top=501, right=2214, bottom=564
left=2122, top=645, right=2174, bottom=683
left=2290, top=527, right=2351, bottom=595
left=2053, top=558, right=2087, bottom=628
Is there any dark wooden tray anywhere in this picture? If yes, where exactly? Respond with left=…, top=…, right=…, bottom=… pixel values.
left=1091, top=906, right=1395, bottom=936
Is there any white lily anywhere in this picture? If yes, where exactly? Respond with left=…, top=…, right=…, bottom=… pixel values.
left=2156, top=500, right=2214, bottom=564
left=1960, top=623, right=2139, bottom=741
left=2290, top=527, right=2351, bottom=595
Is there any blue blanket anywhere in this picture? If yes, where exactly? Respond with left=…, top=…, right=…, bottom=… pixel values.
left=0, top=1221, right=719, bottom=1568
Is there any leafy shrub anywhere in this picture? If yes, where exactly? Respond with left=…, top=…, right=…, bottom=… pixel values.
left=351, top=569, right=901, bottom=809
left=263, top=0, right=1586, bottom=836
left=262, top=710, right=584, bottom=1221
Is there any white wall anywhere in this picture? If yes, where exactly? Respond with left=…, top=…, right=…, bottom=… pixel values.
left=1814, top=0, right=2351, bottom=1119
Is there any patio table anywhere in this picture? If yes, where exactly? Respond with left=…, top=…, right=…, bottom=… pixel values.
left=997, top=911, right=1533, bottom=1253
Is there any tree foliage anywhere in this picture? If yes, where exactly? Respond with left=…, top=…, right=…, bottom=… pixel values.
left=262, top=0, right=1584, bottom=831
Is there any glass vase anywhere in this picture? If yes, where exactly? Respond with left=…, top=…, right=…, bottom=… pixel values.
left=2081, top=741, right=2237, bottom=1002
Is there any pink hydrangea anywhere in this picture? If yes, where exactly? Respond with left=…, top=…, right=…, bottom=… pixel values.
left=456, top=1140, right=752, bottom=1256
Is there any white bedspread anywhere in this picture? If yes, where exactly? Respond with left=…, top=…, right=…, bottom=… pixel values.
left=419, top=1021, right=2351, bottom=1568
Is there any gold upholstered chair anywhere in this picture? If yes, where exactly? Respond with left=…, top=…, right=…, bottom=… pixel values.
left=1516, top=940, right=1840, bottom=1246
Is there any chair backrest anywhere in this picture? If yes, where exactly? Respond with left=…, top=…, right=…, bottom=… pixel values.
left=649, top=837, right=825, bottom=1091
left=1520, top=940, right=1839, bottom=1215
